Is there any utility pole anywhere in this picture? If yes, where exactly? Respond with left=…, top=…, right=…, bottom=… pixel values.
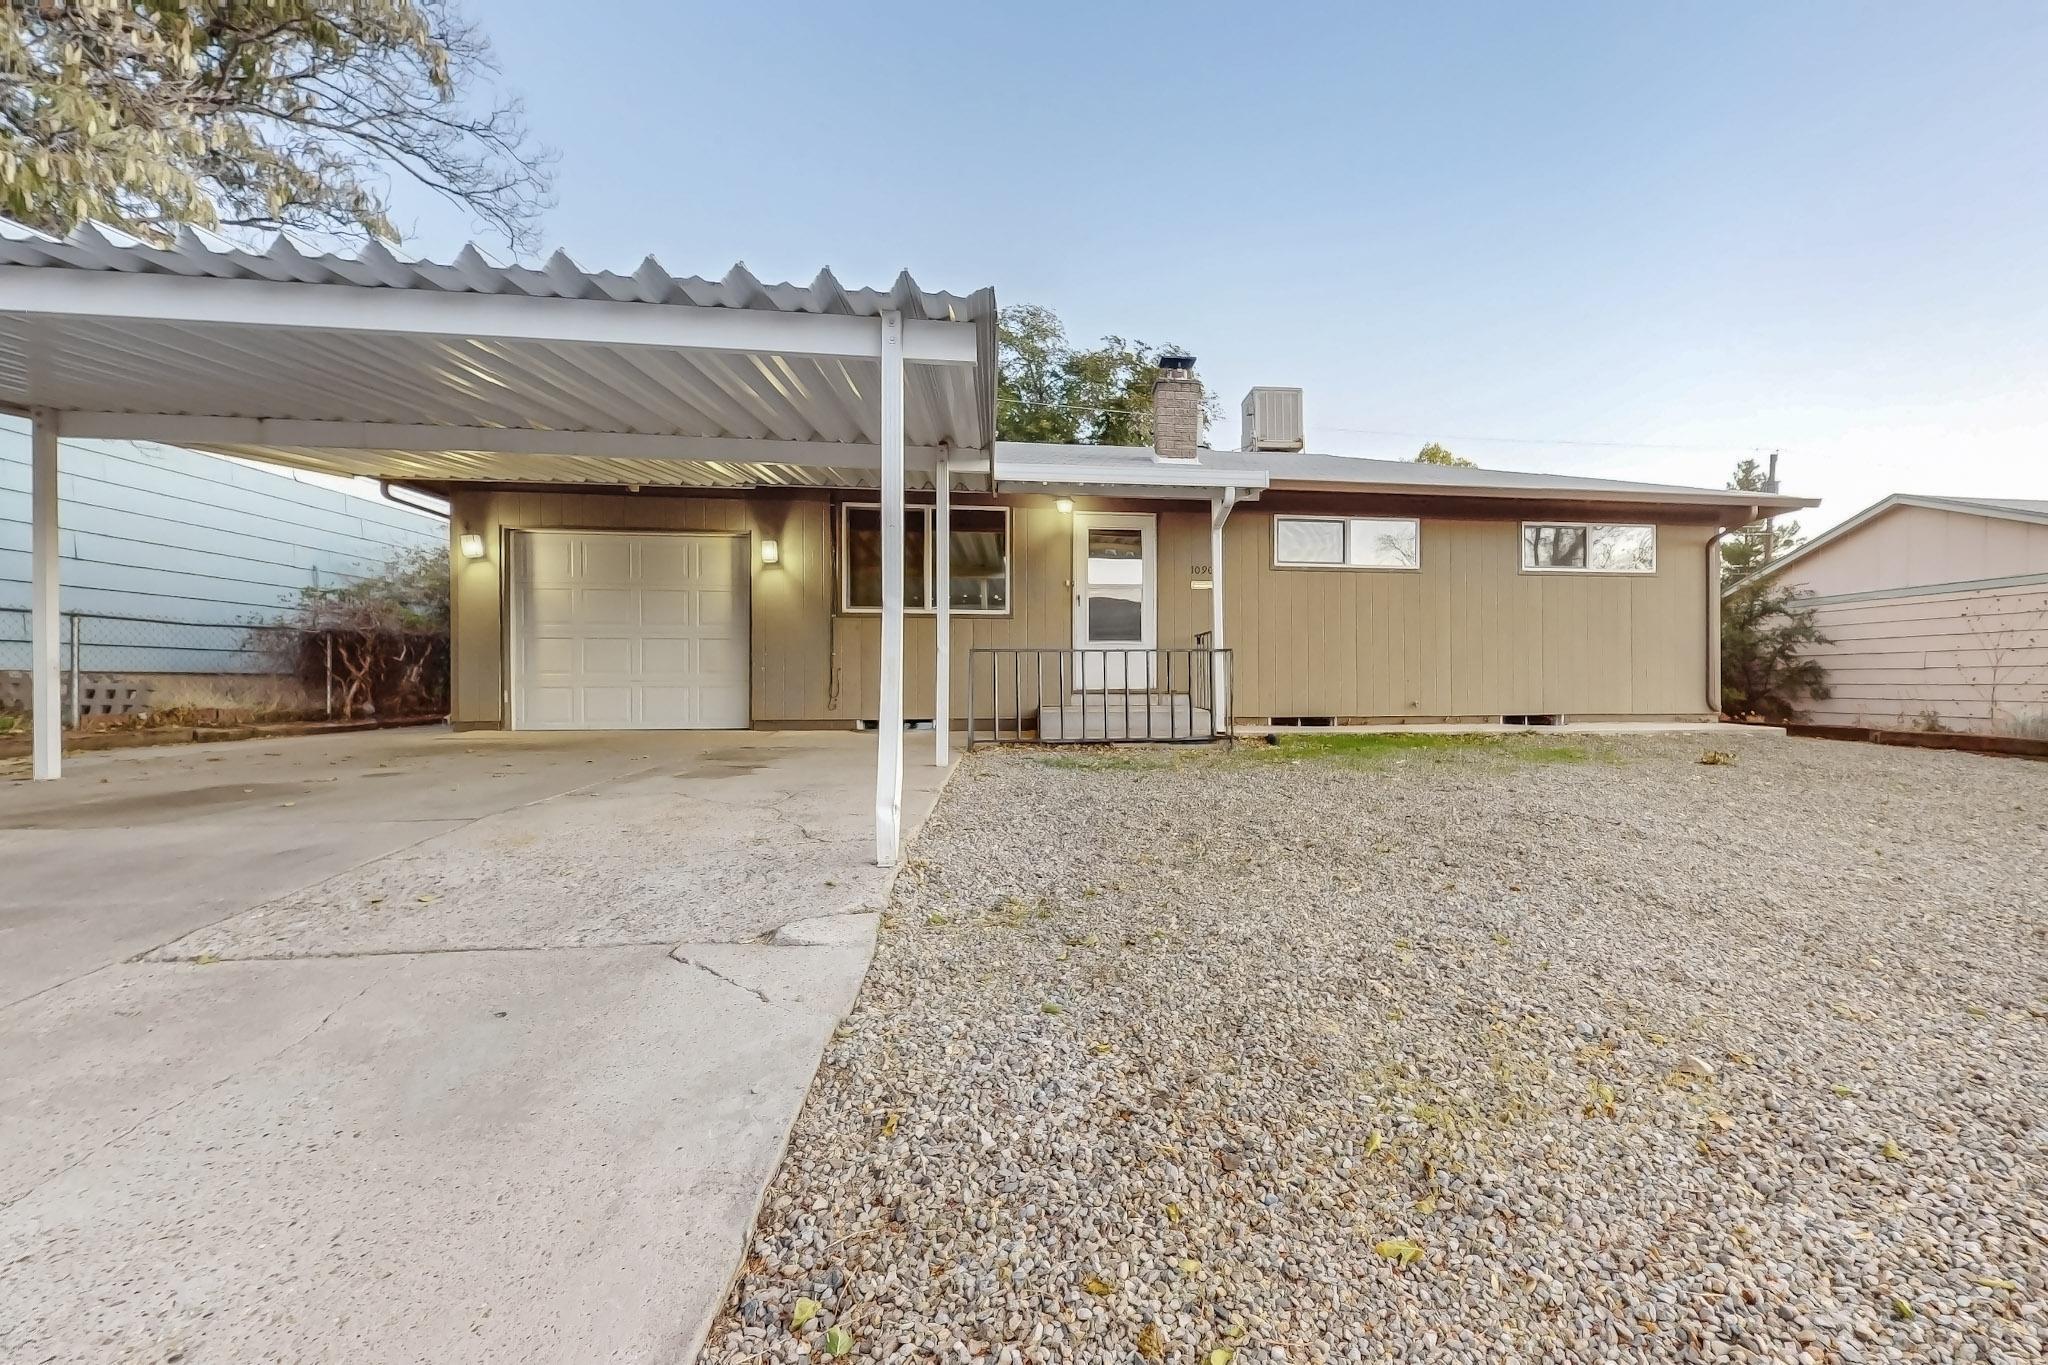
left=1761, top=450, right=1781, bottom=565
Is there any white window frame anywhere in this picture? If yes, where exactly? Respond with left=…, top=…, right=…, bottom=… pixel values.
left=839, top=501, right=1012, bottom=616
left=1271, top=514, right=1422, bottom=571
left=1519, top=521, right=1658, bottom=575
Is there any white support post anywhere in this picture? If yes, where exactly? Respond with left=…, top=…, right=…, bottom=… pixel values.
left=934, top=445, right=952, bottom=767
left=874, top=312, right=907, bottom=866
left=1209, top=488, right=1237, bottom=736
left=30, top=410, right=61, bottom=779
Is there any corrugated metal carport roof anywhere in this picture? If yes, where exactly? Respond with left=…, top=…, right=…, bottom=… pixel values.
left=0, top=220, right=995, bottom=489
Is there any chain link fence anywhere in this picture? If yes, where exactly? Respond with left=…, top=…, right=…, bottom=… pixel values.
left=0, top=609, right=446, bottom=725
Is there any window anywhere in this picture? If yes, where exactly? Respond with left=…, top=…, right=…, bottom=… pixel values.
left=1521, top=522, right=1656, bottom=573
left=1272, top=515, right=1421, bottom=570
left=840, top=504, right=1010, bottom=614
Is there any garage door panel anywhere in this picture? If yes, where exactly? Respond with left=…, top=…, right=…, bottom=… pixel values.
left=579, top=637, right=636, bottom=676
left=697, top=589, right=740, bottom=630
left=576, top=589, right=640, bottom=626
left=581, top=536, right=637, bottom=582
left=514, top=532, right=750, bottom=731
left=699, top=636, right=747, bottom=680
left=640, top=590, right=696, bottom=627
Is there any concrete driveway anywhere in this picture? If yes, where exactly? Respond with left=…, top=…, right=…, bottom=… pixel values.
left=0, top=727, right=950, bottom=1364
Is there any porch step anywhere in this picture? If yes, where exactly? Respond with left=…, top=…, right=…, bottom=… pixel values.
left=1037, top=695, right=1213, bottom=743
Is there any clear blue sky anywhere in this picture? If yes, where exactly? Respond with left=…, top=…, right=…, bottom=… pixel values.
left=390, top=1, right=2048, bottom=531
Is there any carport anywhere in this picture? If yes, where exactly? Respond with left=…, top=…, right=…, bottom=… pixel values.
left=0, top=219, right=998, bottom=864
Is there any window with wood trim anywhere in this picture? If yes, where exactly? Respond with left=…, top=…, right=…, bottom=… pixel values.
left=840, top=504, right=1010, bottom=614
left=1272, top=515, right=1421, bottom=569
left=1520, top=522, right=1657, bottom=573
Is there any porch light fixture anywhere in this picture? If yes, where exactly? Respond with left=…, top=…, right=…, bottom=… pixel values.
left=1054, top=497, right=1074, bottom=515
left=760, top=537, right=780, bottom=565
left=458, top=533, right=486, bottom=560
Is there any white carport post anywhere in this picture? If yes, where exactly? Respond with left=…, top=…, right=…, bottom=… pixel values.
left=933, top=445, right=951, bottom=767
left=874, top=311, right=907, bottom=866
left=30, top=409, right=61, bottom=780
left=1209, top=488, right=1238, bottom=736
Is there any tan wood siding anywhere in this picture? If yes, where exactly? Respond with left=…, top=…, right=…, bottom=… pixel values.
left=1784, top=505, right=2048, bottom=599
left=449, top=490, right=1716, bottom=727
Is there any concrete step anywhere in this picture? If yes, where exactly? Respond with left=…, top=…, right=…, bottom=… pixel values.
left=1037, top=696, right=1213, bottom=743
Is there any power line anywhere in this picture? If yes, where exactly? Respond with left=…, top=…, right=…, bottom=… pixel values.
left=999, top=399, right=1776, bottom=456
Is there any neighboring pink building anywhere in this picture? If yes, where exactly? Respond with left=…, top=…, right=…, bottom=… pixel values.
left=1735, top=494, right=2048, bottom=733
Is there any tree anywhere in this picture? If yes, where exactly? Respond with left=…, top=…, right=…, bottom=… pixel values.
left=1720, top=457, right=1804, bottom=586
left=1721, top=582, right=1831, bottom=722
left=996, top=304, right=1216, bottom=447
left=1414, top=442, right=1474, bottom=467
left=0, top=1, right=553, bottom=251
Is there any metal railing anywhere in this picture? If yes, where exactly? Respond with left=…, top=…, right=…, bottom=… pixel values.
left=966, top=645, right=1233, bottom=746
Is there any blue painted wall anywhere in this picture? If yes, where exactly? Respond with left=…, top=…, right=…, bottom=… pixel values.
left=0, top=419, right=443, bottom=673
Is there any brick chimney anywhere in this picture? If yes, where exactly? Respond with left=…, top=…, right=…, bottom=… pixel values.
left=1151, top=353, right=1201, bottom=461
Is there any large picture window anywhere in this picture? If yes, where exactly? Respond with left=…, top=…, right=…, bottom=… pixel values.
left=1521, top=522, right=1656, bottom=573
left=840, top=504, right=1010, bottom=614
left=1272, top=515, right=1421, bottom=570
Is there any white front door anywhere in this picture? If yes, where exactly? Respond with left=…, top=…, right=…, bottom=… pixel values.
left=512, top=530, right=750, bottom=730
left=1071, top=512, right=1156, bottom=689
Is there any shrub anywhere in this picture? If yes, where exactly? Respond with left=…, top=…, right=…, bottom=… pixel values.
left=1722, top=583, right=1831, bottom=723
left=276, top=544, right=450, bottom=719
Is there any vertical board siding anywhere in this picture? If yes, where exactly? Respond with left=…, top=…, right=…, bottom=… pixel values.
left=449, top=491, right=1717, bottom=727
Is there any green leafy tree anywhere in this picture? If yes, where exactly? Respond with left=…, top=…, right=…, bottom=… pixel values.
left=1414, top=442, right=1474, bottom=467
left=1721, top=457, right=1804, bottom=585
left=1721, top=582, right=1831, bottom=722
left=996, top=304, right=1215, bottom=446
left=0, top=1, right=553, bottom=250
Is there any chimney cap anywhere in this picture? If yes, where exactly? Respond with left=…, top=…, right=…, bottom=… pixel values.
left=1156, top=352, right=1197, bottom=372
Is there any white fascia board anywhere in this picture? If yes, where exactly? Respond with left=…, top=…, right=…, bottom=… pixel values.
left=60, top=411, right=987, bottom=472
left=998, top=460, right=1270, bottom=491
left=0, top=267, right=978, bottom=364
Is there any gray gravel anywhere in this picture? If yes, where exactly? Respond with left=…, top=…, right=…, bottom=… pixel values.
left=703, top=732, right=2047, bottom=1365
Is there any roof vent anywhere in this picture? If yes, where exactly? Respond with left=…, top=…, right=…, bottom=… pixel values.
left=1240, top=387, right=1304, bottom=452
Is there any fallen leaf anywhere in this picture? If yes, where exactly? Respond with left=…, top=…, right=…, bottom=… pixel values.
left=1221, top=1323, right=1246, bottom=1340
left=1164, top=1202, right=1182, bottom=1223
left=1374, top=1237, right=1424, bottom=1266
left=1208, top=1350, right=1236, bottom=1365
left=1363, top=1131, right=1383, bottom=1157
left=1414, top=1195, right=1438, bottom=1214
left=1136, top=1322, right=1166, bottom=1361
left=1881, top=1140, right=1906, bottom=1161
left=1973, top=1276, right=2019, bottom=1291
left=418, top=894, right=439, bottom=904
left=1697, top=749, right=1736, bottom=766
left=879, top=1112, right=900, bottom=1138
left=1082, top=1274, right=1115, bottom=1296
left=1040, top=1003, right=1064, bottom=1016
left=1891, top=1297, right=1915, bottom=1321
left=823, top=1325, right=853, bottom=1356
left=1088, top=1041, right=1114, bottom=1056
left=790, top=1298, right=820, bottom=1331
left=194, top=952, right=219, bottom=965
left=1179, top=1258, right=1200, bottom=1276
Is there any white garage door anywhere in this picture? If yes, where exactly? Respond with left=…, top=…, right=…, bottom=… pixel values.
left=512, top=531, right=750, bottom=730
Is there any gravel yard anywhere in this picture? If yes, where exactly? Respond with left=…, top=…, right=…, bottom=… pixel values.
left=704, top=731, right=2046, bottom=1365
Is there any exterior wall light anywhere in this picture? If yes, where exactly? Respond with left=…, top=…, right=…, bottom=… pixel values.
left=458, top=533, right=486, bottom=561
left=760, top=537, right=781, bottom=565
left=1054, top=497, right=1074, bottom=515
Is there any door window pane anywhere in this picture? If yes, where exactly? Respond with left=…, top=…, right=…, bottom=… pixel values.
left=1274, top=516, right=1345, bottom=565
left=1088, top=592, right=1144, bottom=642
left=1087, top=527, right=1145, bottom=583
left=1347, top=517, right=1420, bottom=568
left=948, top=508, right=1009, bottom=611
left=1085, top=526, right=1144, bottom=642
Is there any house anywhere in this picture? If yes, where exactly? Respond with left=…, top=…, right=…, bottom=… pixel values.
left=0, top=425, right=442, bottom=685
left=0, top=221, right=1814, bottom=859
left=1729, top=494, right=2048, bottom=734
